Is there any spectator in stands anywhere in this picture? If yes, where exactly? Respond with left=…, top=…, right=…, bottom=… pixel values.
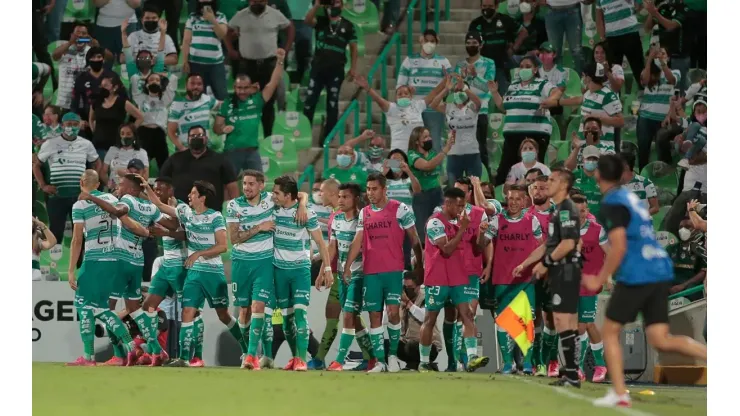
left=542, top=0, right=583, bottom=75
left=133, top=72, right=177, bottom=171
left=33, top=62, right=53, bottom=116
left=654, top=94, right=687, bottom=166
left=324, top=145, right=369, bottom=191
left=676, top=99, right=706, bottom=169
left=182, top=1, right=230, bottom=101
left=469, top=0, right=528, bottom=94
left=89, top=74, right=143, bottom=159
left=167, top=73, right=221, bottom=151
left=491, top=55, right=560, bottom=185
left=537, top=42, right=567, bottom=127
left=408, top=127, right=453, bottom=242
left=33, top=112, right=102, bottom=246
left=341, top=129, right=387, bottom=173
left=32, top=1, right=58, bottom=90
left=505, top=138, right=551, bottom=189
left=32, top=216, right=58, bottom=281
left=214, top=49, right=286, bottom=174
left=147, top=0, right=183, bottom=54
left=160, top=126, right=239, bottom=211
left=668, top=218, right=706, bottom=301
left=397, top=29, right=452, bottom=151
left=71, top=47, right=119, bottom=138
left=524, top=167, right=543, bottom=188
left=385, top=149, right=422, bottom=207
left=573, top=145, right=602, bottom=217
left=592, top=42, right=624, bottom=95
left=123, top=18, right=168, bottom=84
left=286, top=0, right=313, bottom=85
left=42, top=105, right=63, bottom=142
left=620, top=152, right=659, bottom=216
left=637, top=47, right=679, bottom=171
left=594, top=0, right=644, bottom=90
left=94, top=0, right=140, bottom=68
left=303, top=0, right=358, bottom=145
left=565, top=117, right=615, bottom=171
left=514, top=0, right=547, bottom=63
left=102, top=123, right=149, bottom=189
left=644, top=0, right=689, bottom=92
left=229, top=0, right=294, bottom=137
left=43, top=0, right=67, bottom=43
left=123, top=2, right=178, bottom=66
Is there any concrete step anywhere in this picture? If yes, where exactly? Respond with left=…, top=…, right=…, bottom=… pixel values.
left=398, top=19, right=471, bottom=34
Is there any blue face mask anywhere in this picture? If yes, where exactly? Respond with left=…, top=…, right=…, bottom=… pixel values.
left=521, top=151, right=536, bottom=163
left=584, top=160, right=598, bottom=172
left=397, top=98, right=411, bottom=108
left=337, top=154, right=352, bottom=168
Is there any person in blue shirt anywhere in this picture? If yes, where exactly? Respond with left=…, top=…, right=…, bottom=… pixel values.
left=585, top=154, right=707, bottom=408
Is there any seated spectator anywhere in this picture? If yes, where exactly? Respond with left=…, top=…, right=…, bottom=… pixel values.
left=619, top=152, right=659, bottom=216
left=324, top=145, right=369, bottom=191
left=32, top=216, right=58, bottom=281
left=41, top=104, right=63, bottom=142
left=94, top=0, right=140, bottom=67
left=167, top=73, right=221, bottom=151
left=592, top=42, right=624, bottom=95
left=89, top=74, right=143, bottom=159
left=565, top=117, right=615, bottom=171
left=677, top=99, right=707, bottom=170
left=573, top=145, right=602, bottom=218
left=122, top=18, right=167, bottom=84
left=135, top=72, right=177, bottom=170
left=513, top=0, right=547, bottom=63
left=71, top=47, right=120, bottom=138
left=384, top=149, right=422, bottom=207
left=654, top=93, right=687, bottom=165
left=102, top=123, right=149, bottom=189
left=183, top=1, right=230, bottom=100
left=122, top=2, right=178, bottom=66
left=667, top=218, right=706, bottom=301
left=341, top=129, right=387, bottom=174
left=505, top=138, right=551, bottom=190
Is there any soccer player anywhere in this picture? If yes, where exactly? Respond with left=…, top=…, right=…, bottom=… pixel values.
left=589, top=155, right=707, bottom=407
left=272, top=175, right=333, bottom=371
left=572, top=195, right=609, bottom=383
left=344, top=173, right=423, bottom=373
left=419, top=187, right=486, bottom=372
left=531, top=168, right=583, bottom=387
left=326, top=183, right=377, bottom=371
left=225, top=170, right=308, bottom=370
left=481, top=185, right=543, bottom=374
left=67, top=170, right=148, bottom=366
left=471, top=175, right=502, bottom=217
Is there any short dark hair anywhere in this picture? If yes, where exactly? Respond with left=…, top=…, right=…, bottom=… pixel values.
left=338, top=183, right=362, bottom=199
left=386, top=149, right=410, bottom=180
left=526, top=167, right=544, bottom=177
left=551, top=167, right=575, bottom=192
left=193, top=180, right=217, bottom=204
left=455, top=176, right=472, bottom=191
left=619, top=152, right=636, bottom=172
left=86, top=46, right=105, bottom=62
left=535, top=174, right=549, bottom=183
left=274, top=175, right=298, bottom=199
left=243, top=169, right=265, bottom=183
left=72, top=21, right=88, bottom=31
left=508, top=184, right=528, bottom=194
left=186, top=72, right=203, bottom=82
left=188, top=125, right=206, bottom=136
left=123, top=173, right=144, bottom=190
left=583, top=117, right=602, bottom=129
left=597, top=154, right=624, bottom=182
left=571, top=195, right=587, bottom=204
left=155, top=176, right=173, bottom=186
left=403, top=270, right=421, bottom=285
left=367, top=172, right=387, bottom=188
left=142, top=2, right=162, bottom=16
left=570, top=188, right=584, bottom=197
left=444, top=187, right=466, bottom=200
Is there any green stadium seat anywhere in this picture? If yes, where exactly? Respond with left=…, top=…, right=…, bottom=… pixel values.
left=259, top=134, right=298, bottom=172
left=495, top=184, right=504, bottom=201
left=272, top=111, right=313, bottom=150
left=652, top=206, right=671, bottom=231
left=342, top=1, right=380, bottom=34
left=556, top=140, right=572, bottom=162
left=640, top=161, right=678, bottom=193
left=261, top=154, right=285, bottom=184
left=550, top=119, right=561, bottom=143
left=544, top=141, right=561, bottom=165
left=488, top=113, right=505, bottom=140
left=565, top=115, right=582, bottom=141
left=565, top=68, right=581, bottom=97
left=654, top=231, right=678, bottom=249
left=562, top=51, right=574, bottom=70
left=582, top=21, right=600, bottom=49
left=480, top=167, right=489, bottom=183
left=622, top=116, right=638, bottom=144
left=488, top=138, right=504, bottom=172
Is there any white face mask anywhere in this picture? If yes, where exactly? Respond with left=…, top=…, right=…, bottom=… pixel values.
left=312, top=192, right=323, bottom=205
left=678, top=227, right=692, bottom=241
left=422, top=42, right=436, bottom=55
left=519, top=2, right=532, bottom=14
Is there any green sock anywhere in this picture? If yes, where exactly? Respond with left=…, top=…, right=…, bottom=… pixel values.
left=247, top=314, right=265, bottom=356
left=496, top=328, right=513, bottom=365
left=369, top=327, right=385, bottom=363
left=355, top=328, right=375, bottom=360
left=194, top=316, right=205, bottom=359
left=590, top=341, right=606, bottom=366
left=78, top=308, right=94, bottom=360
left=261, top=312, right=274, bottom=359
left=419, top=343, right=432, bottom=363
left=578, top=333, right=589, bottom=370
left=463, top=336, right=478, bottom=361
left=294, top=308, right=309, bottom=361
left=179, top=321, right=196, bottom=360
left=283, top=313, right=297, bottom=357
left=226, top=316, right=248, bottom=355
left=145, top=311, right=162, bottom=354
left=130, top=309, right=154, bottom=354
left=387, top=322, right=401, bottom=357
left=316, top=318, right=339, bottom=361
left=97, top=309, right=134, bottom=352
left=443, top=321, right=455, bottom=369
left=549, top=334, right=560, bottom=362
left=541, top=327, right=558, bottom=364
left=456, top=321, right=466, bottom=365
left=335, top=328, right=355, bottom=365
left=239, top=322, right=250, bottom=354
left=532, top=331, right=542, bottom=367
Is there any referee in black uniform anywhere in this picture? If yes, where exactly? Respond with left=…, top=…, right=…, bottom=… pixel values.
left=532, top=167, right=583, bottom=388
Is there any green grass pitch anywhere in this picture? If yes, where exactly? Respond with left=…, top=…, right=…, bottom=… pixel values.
left=33, top=363, right=706, bottom=415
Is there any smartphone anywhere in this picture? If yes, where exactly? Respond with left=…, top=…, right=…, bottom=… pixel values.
left=78, top=37, right=91, bottom=43
left=388, top=159, right=400, bottom=170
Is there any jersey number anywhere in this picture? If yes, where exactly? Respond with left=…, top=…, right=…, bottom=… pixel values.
left=97, top=219, right=114, bottom=246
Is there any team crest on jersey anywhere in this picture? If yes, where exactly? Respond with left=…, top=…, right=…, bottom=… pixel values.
left=261, top=200, right=269, bottom=210
left=496, top=20, right=503, bottom=28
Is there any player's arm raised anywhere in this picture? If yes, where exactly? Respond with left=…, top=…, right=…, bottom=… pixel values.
left=79, top=191, right=129, bottom=218
left=138, top=176, right=178, bottom=218
left=439, top=213, right=469, bottom=257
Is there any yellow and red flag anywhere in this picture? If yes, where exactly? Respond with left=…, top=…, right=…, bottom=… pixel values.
left=495, top=290, right=535, bottom=353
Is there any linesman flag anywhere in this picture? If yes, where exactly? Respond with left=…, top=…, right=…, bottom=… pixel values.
left=495, top=290, right=535, bottom=353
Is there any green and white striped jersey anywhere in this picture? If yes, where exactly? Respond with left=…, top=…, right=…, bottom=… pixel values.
left=309, top=201, right=333, bottom=242
left=486, top=199, right=504, bottom=218
left=579, top=86, right=622, bottom=144
left=176, top=203, right=227, bottom=273
left=225, top=192, right=275, bottom=261
left=484, top=210, right=543, bottom=240
left=539, top=65, right=568, bottom=89
left=161, top=201, right=187, bottom=268
left=167, top=94, right=219, bottom=145
left=185, top=12, right=228, bottom=64
left=273, top=203, right=320, bottom=269
left=32, top=62, right=51, bottom=88
left=502, top=78, right=556, bottom=135
left=71, top=191, right=120, bottom=261
left=386, top=178, right=413, bottom=206
left=397, top=53, right=452, bottom=99
left=116, top=195, right=162, bottom=266
left=639, top=70, right=681, bottom=121
left=596, top=0, right=640, bottom=37
left=453, top=56, right=497, bottom=113
left=36, top=136, right=99, bottom=198
left=330, top=212, right=362, bottom=274
left=357, top=202, right=416, bottom=230
left=623, top=174, right=657, bottom=210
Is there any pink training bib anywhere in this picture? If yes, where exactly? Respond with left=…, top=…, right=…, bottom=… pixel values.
left=492, top=212, right=540, bottom=285
left=580, top=221, right=606, bottom=297
left=362, top=199, right=406, bottom=274
left=532, top=208, right=552, bottom=240
left=424, top=212, right=468, bottom=287
left=463, top=205, right=486, bottom=277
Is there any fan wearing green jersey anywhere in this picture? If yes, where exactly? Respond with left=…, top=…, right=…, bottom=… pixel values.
left=67, top=170, right=149, bottom=367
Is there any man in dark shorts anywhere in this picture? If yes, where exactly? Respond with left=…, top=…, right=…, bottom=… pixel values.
left=585, top=155, right=707, bottom=408
left=532, top=167, right=582, bottom=388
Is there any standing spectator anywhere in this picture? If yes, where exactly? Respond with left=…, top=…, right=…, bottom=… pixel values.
left=408, top=128, right=454, bottom=242
left=619, top=152, right=659, bottom=215
left=94, top=0, right=140, bottom=67
left=102, top=123, right=149, bottom=189
left=135, top=72, right=177, bottom=170
left=303, top=0, right=358, bottom=145
left=537, top=42, right=568, bottom=128
left=595, top=0, right=645, bottom=90
left=491, top=56, right=561, bottom=185
left=542, top=0, right=584, bottom=75
left=286, top=0, right=313, bottom=84
left=514, top=0, right=548, bottom=63
left=32, top=1, right=58, bottom=90
left=44, top=0, right=68, bottom=43
left=167, top=73, right=220, bottom=151
left=123, top=2, right=178, bottom=66
left=384, top=149, right=422, bottom=207
left=636, top=47, right=679, bottom=170
left=71, top=47, right=119, bottom=138
left=323, top=146, right=369, bottom=191
left=644, top=0, right=689, bottom=92
left=468, top=0, right=528, bottom=94
left=143, top=0, right=183, bottom=54
left=159, top=126, right=239, bottom=211
left=565, top=117, right=616, bottom=170
left=214, top=49, right=286, bottom=174
left=684, top=0, right=706, bottom=70
left=182, top=1, right=230, bottom=101
left=340, top=129, right=388, bottom=174
left=592, top=42, right=625, bottom=95
left=123, top=18, right=168, bottom=86
left=505, top=138, right=551, bottom=188
left=41, top=105, right=63, bottom=142
left=397, top=29, right=452, bottom=151
left=32, top=216, right=58, bottom=281
left=89, top=74, right=144, bottom=159
left=454, top=32, right=497, bottom=180
left=229, top=0, right=295, bottom=137
left=33, top=113, right=102, bottom=245
left=573, top=145, right=602, bottom=217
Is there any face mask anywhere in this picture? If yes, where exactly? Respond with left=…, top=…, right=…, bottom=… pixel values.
left=189, top=136, right=206, bottom=151
left=312, top=192, right=323, bottom=205
left=422, top=42, right=436, bottom=55
left=521, top=151, right=536, bottom=163
left=250, top=4, right=265, bottom=15
left=584, top=160, right=598, bottom=172
left=518, top=68, right=534, bottom=82
left=329, top=6, right=342, bottom=17
left=99, top=88, right=111, bottom=100
left=482, top=8, right=494, bottom=19
left=143, top=20, right=159, bottom=33
left=368, top=146, right=383, bottom=159
left=63, top=126, right=80, bottom=138
left=121, top=137, right=134, bottom=147
left=465, top=46, right=479, bottom=57
left=88, top=60, right=103, bottom=72
left=453, top=91, right=467, bottom=105
left=678, top=227, right=692, bottom=241
left=695, top=113, right=707, bottom=124
left=540, top=53, right=554, bottom=66
left=137, top=58, right=153, bottom=72
left=404, top=286, right=417, bottom=300
left=337, top=154, right=352, bottom=168
left=421, top=140, right=433, bottom=151
left=585, top=130, right=600, bottom=142
left=148, top=83, right=162, bottom=94
left=519, top=2, right=532, bottom=14
left=397, top=97, right=411, bottom=108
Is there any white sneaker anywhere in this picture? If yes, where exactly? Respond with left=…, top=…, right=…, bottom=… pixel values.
left=240, top=354, right=247, bottom=369
left=456, top=362, right=465, bottom=372
left=593, top=388, right=632, bottom=408
left=259, top=356, right=274, bottom=369
left=678, top=158, right=690, bottom=169
left=367, top=361, right=387, bottom=373
left=387, top=356, right=401, bottom=373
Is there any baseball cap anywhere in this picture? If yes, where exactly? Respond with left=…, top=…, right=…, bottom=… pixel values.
left=61, top=112, right=81, bottom=123
left=465, top=31, right=483, bottom=44
left=582, top=145, right=601, bottom=160
left=127, top=158, right=146, bottom=170
left=539, top=42, right=555, bottom=53
left=583, top=62, right=607, bottom=80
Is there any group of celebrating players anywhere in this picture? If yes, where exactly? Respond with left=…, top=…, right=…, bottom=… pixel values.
left=64, top=151, right=707, bottom=408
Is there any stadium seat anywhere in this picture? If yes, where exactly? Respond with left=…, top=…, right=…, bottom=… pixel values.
left=652, top=206, right=671, bottom=231
left=261, top=154, right=285, bottom=184
left=272, top=111, right=313, bottom=150
left=544, top=141, right=561, bottom=165
left=640, top=161, right=678, bottom=193
left=259, top=134, right=298, bottom=172
left=488, top=113, right=505, bottom=140
left=549, top=119, right=561, bottom=143
left=582, top=21, right=600, bottom=49
left=488, top=138, right=504, bottom=172
left=341, top=1, right=380, bottom=34
left=564, top=68, right=581, bottom=97
left=556, top=140, right=572, bottom=162
left=480, top=167, right=489, bottom=183
left=565, top=115, right=582, bottom=140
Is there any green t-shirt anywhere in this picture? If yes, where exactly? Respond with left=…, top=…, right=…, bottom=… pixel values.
left=63, top=0, right=95, bottom=22
left=218, top=94, right=264, bottom=150
left=573, top=169, right=602, bottom=217
left=668, top=241, right=705, bottom=284
left=286, top=0, right=311, bottom=20
left=408, top=149, right=440, bottom=191
left=324, top=165, right=369, bottom=191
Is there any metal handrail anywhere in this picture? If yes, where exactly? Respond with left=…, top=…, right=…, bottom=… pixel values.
left=322, top=100, right=361, bottom=174
left=297, top=164, right=315, bottom=193
left=668, top=284, right=705, bottom=301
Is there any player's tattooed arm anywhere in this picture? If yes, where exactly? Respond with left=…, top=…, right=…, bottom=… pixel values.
left=228, top=221, right=274, bottom=245
left=296, top=192, right=309, bottom=225
left=120, top=215, right=151, bottom=238
left=79, top=191, right=129, bottom=218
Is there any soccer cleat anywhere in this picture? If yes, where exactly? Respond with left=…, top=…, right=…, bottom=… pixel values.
left=444, top=365, right=458, bottom=372
left=367, top=361, right=386, bottom=373
left=593, top=388, right=631, bottom=408
left=387, top=355, right=401, bottom=373
left=100, top=356, right=125, bottom=366
left=66, top=356, right=96, bottom=366
left=164, top=358, right=189, bottom=367
left=522, top=362, right=534, bottom=375
left=577, top=368, right=586, bottom=381
left=189, top=357, right=205, bottom=367
left=418, top=362, right=432, bottom=373
left=550, top=376, right=581, bottom=388
left=283, top=357, right=297, bottom=371
left=293, top=358, right=308, bottom=372
left=349, top=359, right=369, bottom=371
left=259, top=356, right=274, bottom=369
left=307, top=357, right=325, bottom=370
left=466, top=355, right=490, bottom=373
left=547, top=360, right=560, bottom=378
left=240, top=354, right=247, bottom=369
left=243, top=355, right=261, bottom=371
left=327, top=361, right=344, bottom=371
left=535, top=364, right=547, bottom=377
left=592, top=366, right=608, bottom=383
left=136, top=353, right=152, bottom=366
left=457, top=362, right=466, bottom=372
left=500, top=363, right=516, bottom=374
left=125, top=350, right=138, bottom=367
left=364, top=358, right=378, bottom=372
left=149, top=353, right=166, bottom=367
